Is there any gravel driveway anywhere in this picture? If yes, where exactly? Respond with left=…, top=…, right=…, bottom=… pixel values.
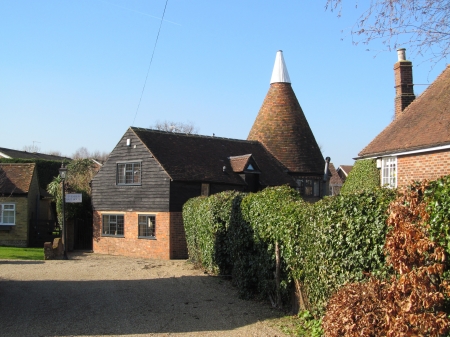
left=0, top=252, right=287, bottom=337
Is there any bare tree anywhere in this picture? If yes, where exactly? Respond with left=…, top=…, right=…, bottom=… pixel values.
left=326, top=0, right=450, bottom=63
left=71, top=147, right=109, bottom=163
left=90, top=150, right=110, bottom=163
left=46, top=150, right=63, bottom=156
left=23, top=144, right=41, bottom=153
left=72, top=147, right=90, bottom=159
left=150, top=120, right=199, bottom=134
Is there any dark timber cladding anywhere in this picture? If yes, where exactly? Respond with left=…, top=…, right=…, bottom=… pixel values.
left=91, top=128, right=171, bottom=212
left=248, top=82, right=324, bottom=174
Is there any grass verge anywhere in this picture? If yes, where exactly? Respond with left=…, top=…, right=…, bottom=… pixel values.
left=0, top=246, right=44, bottom=260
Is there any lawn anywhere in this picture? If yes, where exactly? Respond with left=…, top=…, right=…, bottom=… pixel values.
left=0, top=246, right=44, bottom=260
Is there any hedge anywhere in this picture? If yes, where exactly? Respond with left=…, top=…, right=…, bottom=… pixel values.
left=183, top=185, right=396, bottom=315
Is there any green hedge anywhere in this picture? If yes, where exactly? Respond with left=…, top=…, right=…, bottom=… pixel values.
left=183, top=185, right=396, bottom=315
left=340, top=159, right=380, bottom=195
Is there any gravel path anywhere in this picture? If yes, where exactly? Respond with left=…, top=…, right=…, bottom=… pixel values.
left=0, top=252, right=288, bottom=337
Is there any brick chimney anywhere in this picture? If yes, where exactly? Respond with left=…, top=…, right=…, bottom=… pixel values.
left=394, top=48, right=415, bottom=118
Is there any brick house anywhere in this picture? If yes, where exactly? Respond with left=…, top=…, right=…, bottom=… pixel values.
left=0, top=163, right=55, bottom=247
left=91, top=51, right=326, bottom=259
left=357, top=49, right=450, bottom=188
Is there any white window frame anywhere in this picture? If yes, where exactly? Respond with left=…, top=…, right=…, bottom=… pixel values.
left=381, top=157, right=397, bottom=188
left=0, top=203, right=15, bottom=225
left=116, top=162, right=141, bottom=185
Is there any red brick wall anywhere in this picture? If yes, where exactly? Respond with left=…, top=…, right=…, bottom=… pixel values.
left=397, top=150, right=450, bottom=187
left=93, top=210, right=187, bottom=260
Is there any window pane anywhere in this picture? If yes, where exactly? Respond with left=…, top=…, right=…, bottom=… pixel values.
left=138, top=215, right=155, bottom=237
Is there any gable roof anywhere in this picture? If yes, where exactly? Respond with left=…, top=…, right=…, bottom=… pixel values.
left=359, top=65, right=450, bottom=158
left=338, top=165, right=353, bottom=177
left=0, top=147, right=71, bottom=161
left=0, top=163, right=36, bottom=195
left=229, top=154, right=260, bottom=173
left=131, top=127, right=295, bottom=187
left=329, top=163, right=343, bottom=186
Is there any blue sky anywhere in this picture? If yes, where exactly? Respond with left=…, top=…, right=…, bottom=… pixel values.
left=1, top=1, right=448, bottom=166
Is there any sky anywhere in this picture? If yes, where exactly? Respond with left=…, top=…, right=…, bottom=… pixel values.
left=1, top=1, right=448, bottom=166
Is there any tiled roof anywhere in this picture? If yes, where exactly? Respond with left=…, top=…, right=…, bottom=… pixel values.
left=0, top=147, right=71, bottom=161
left=359, top=65, right=450, bottom=158
left=131, top=128, right=295, bottom=187
left=329, top=163, right=343, bottom=186
left=0, top=163, right=36, bottom=195
left=339, top=165, right=353, bottom=176
left=247, top=82, right=324, bottom=174
left=229, top=154, right=254, bottom=173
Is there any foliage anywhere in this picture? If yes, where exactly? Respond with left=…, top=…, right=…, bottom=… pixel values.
left=0, top=246, right=44, bottom=260
left=425, top=175, right=450, bottom=256
left=277, top=311, right=323, bottom=337
left=46, top=159, right=96, bottom=225
left=301, top=188, right=395, bottom=316
left=322, top=180, right=450, bottom=336
left=183, top=190, right=242, bottom=274
left=0, top=158, right=68, bottom=190
left=340, top=159, right=380, bottom=195
left=183, top=185, right=395, bottom=317
left=326, top=0, right=450, bottom=64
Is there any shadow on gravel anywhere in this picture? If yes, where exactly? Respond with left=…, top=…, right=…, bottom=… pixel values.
left=0, top=274, right=282, bottom=336
left=0, top=260, right=45, bottom=265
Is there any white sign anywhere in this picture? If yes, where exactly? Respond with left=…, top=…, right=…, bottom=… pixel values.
left=66, top=193, right=82, bottom=203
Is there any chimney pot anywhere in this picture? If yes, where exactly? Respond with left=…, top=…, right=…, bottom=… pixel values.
left=397, top=48, right=406, bottom=61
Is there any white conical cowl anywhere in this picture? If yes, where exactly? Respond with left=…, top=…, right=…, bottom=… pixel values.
left=270, top=50, right=291, bottom=84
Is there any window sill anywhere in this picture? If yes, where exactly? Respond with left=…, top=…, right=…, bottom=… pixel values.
left=138, top=236, right=156, bottom=240
left=101, top=234, right=125, bottom=238
left=0, top=225, right=14, bottom=231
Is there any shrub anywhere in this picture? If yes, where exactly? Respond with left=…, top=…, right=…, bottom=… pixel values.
left=340, top=159, right=380, bottom=195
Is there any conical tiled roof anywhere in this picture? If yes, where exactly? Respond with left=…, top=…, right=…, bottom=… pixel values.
left=247, top=51, right=324, bottom=174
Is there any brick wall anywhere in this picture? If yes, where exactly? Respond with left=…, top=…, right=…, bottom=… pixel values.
left=397, top=150, right=450, bottom=187
left=0, top=196, right=28, bottom=247
left=93, top=210, right=188, bottom=260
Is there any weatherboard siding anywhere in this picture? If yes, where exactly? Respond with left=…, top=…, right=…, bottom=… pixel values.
left=91, top=130, right=170, bottom=212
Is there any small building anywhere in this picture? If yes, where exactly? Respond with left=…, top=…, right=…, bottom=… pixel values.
left=357, top=49, right=450, bottom=188
left=91, top=51, right=327, bottom=259
left=0, top=163, right=56, bottom=247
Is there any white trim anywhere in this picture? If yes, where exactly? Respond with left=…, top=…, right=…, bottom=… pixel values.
left=0, top=151, right=12, bottom=158
left=357, top=144, right=450, bottom=160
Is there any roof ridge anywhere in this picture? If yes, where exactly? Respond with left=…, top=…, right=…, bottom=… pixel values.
left=130, top=126, right=258, bottom=143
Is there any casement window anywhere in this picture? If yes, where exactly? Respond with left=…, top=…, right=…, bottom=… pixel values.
left=296, top=179, right=320, bottom=197
left=116, top=162, right=141, bottom=185
left=138, top=215, right=156, bottom=238
left=0, top=204, right=15, bottom=225
left=102, top=214, right=124, bottom=236
left=381, top=157, right=397, bottom=188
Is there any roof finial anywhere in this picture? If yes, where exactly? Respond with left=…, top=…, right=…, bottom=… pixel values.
left=270, top=50, right=291, bottom=84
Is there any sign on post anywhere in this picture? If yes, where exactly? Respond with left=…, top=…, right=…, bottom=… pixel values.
left=65, top=193, right=82, bottom=203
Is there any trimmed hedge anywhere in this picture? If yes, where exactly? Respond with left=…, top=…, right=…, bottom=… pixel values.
left=183, top=185, right=396, bottom=316
left=340, top=159, right=380, bottom=195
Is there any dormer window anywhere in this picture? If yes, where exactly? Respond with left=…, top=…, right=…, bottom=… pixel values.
left=246, top=164, right=254, bottom=171
left=117, top=162, right=141, bottom=185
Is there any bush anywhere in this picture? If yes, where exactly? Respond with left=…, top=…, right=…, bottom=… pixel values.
left=340, top=159, right=380, bottom=195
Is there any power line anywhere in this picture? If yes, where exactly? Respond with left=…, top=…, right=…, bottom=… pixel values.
left=132, top=0, right=169, bottom=126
